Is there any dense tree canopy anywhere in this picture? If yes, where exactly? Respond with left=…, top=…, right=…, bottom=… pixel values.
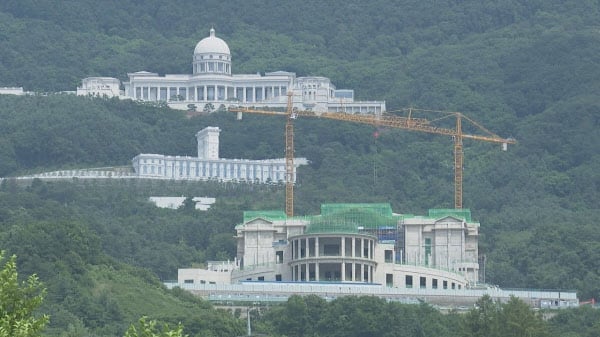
left=0, top=0, right=598, bottom=336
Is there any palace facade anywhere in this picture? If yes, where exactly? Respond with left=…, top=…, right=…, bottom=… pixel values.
left=77, top=28, right=385, bottom=114
left=132, top=126, right=307, bottom=183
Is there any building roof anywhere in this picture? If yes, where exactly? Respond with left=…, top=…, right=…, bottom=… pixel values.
left=194, top=28, right=230, bottom=55
left=305, top=203, right=400, bottom=235
left=243, top=210, right=287, bottom=223
left=427, top=208, right=472, bottom=222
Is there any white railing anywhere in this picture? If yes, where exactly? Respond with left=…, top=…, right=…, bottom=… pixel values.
left=164, top=281, right=578, bottom=308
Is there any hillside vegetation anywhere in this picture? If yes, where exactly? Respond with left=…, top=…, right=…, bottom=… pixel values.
left=0, top=1, right=599, bottom=336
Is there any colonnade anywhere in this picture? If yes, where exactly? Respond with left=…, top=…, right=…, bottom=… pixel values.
left=289, top=235, right=376, bottom=283
left=132, top=84, right=288, bottom=103
left=136, top=158, right=288, bottom=183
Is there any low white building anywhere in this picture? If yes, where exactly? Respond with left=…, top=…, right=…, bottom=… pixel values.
left=78, top=28, right=385, bottom=114
left=76, top=77, right=120, bottom=97
left=149, top=196, right=216, bottom=210
left=178, top=204, right=481, bottom=290
left=0, top=87, right=24, bottom=95
left=132, top=126, right=307, bottom=183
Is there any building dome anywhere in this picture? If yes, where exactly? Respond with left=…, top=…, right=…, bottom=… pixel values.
left=192, top=28, right=232, bottom=76
left=194, top=28, right=230, bottom=55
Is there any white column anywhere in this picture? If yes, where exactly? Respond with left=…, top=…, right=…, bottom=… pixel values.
left=305, top=237, right=309, bottom=258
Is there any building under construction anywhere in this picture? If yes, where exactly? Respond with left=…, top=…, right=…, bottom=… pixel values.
left=179, top=203, right=479, bottom=290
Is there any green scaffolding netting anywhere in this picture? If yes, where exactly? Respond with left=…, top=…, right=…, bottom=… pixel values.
left=305, top=203, right=401, bottom=234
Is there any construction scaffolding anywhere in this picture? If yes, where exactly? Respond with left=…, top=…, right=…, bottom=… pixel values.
left=305, top=203, right=401, bottom=238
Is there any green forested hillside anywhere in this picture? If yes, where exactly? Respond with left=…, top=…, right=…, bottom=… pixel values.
left=0, top=1, right=599, bottom=336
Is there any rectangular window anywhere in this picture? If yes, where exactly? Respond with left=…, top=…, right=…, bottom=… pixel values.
left=386, top=274, right=393, bottom=287
left=184, top=279, right=193, bottom=284
left=425, top=238, right=431, bottom=266
left=420, top=276, right=426, bottom=289
left=323, top=244, right=340, bottom=256
left=405, top=275, right=413, bottom=288
left=300, top=240, right=306, bottom=258
left=345, top=263, right=352, bottom=281
left=255, top=87, right=262, bottom=101
left=258, top=276, right=264, bottom=281
left=443, top=280, right=448, bottom=289
left=275, top=274, right=282, bottom=281
left=432, top=278, right=438, bottom=289
left=345, top=238, right=352, bottom=256
left=276, top=251, right=283, bottom=264
left=384, top=250, right=393, bottom=263
left=355, top=239, right=361, bottom=257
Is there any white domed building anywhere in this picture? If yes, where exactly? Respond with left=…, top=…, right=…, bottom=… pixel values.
left=78, top=28, right=386, bottom=114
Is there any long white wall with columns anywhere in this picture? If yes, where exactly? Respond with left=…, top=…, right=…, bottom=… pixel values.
left=132, top=126, right=307, bottom=183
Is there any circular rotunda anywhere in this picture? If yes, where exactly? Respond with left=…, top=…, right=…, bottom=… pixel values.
left=193, top=28, right=231, bottom=76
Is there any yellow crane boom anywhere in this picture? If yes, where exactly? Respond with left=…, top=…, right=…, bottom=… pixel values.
left=230, top=93, right=516, bottom=215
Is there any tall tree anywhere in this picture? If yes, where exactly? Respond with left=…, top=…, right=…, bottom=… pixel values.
left=0, top=252, right=49, bottom=337
left=124, top=316, right=186, bottom=337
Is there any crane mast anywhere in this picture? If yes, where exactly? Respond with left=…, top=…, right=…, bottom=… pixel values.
left=285, top=92, right=294, bottom=217
left=230, top=100, right=516, bottom=214
left=454, top=115, right=464, bottom=209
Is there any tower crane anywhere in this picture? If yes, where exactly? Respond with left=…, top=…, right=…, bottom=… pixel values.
left=229, top=93, right=516, bottom=216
